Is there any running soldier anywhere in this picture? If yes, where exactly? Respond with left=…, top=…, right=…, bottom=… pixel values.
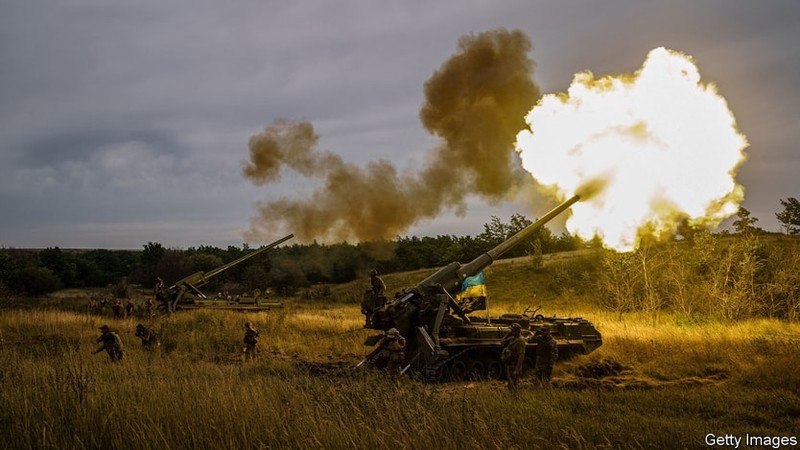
left=501, top=323, right=526, bottom=391
left=242, top=321, right=259, bottom=361
left=93, top=324, right=124, bottom=362
left=135, top=323, right=159, bottom=350
left=532, top=328, right=558, bottom=383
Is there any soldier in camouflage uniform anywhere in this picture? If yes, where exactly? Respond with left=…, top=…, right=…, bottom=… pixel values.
left=125, top=300, right=135, bottom=318
left=532, top=328, right=558, bottom=383
left=112, top=299, right=124, bottom=319
left=378, top=328, right=406, bottom=380
left=154, top=278, right=169, bottom=307
left=501, top=323, right=526, bottom=391
left=93, top=324, right=124, bottom=362
left=370, top=269, right=386, bottom=297
left=243, top=321, right=259, bottom=361
left=145, top=297, right=155, bottom=318
left=135, top=323, right=159, bottom=350
left=362, top=269, right=387, bottom=327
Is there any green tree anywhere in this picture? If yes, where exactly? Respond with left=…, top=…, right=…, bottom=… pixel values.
left=38, top=247, right=77, bottom=287
left=0, top=250, right=14, bottom=281
left=188, top=253, right=224, bottom=273
left=6, top=267, right=62, bottom=296
left=241, top=264, right=269, bottom=292
left=732, top=207, right=761, bottom=234
left=477, top=216, right=511, bottom=248
left=776, top=197, right=800, bottom=234
left=133, top=242, right=167, bottom=287
left=155, top=250, right=192, bottom=285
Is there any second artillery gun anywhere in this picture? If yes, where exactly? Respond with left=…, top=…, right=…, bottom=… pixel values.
left=155, top=234, right=294, bottom=313
left=361, top=194, right=602, bottom=381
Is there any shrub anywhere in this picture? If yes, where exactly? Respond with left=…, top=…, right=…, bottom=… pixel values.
left=6, top=267, right=62, bottom=296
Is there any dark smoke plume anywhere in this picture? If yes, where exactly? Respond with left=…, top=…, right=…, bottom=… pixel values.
left=244, top=29, right=541, bottom=243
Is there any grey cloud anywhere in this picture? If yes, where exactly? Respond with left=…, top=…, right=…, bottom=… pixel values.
left=18, top=128, right=181, bottom=168
left=0, top=0, right=798, bottom=247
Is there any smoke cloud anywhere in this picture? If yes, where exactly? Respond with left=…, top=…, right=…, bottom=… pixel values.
left=244, top=29, right=541, bottom=242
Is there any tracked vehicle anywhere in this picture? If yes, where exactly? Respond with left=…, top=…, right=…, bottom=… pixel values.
left=361, top=194, right=602, bottom=381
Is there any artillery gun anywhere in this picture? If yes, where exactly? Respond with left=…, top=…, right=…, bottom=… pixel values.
left=361, top=194, right=602, bottom=381
left=155, top=234, right=294, bottom=313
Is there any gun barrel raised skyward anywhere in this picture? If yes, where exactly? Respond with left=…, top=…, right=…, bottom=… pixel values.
left=362, top=193, right=602, bottom=379
left=159, top=233, right=294, bottom=312
left=175, top=234, right=294, bottom=287
left=413, top=194, right=581, bottom=296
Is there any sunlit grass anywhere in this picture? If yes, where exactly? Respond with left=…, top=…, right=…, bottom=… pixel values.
left=2, top=267, right=800, bottom=448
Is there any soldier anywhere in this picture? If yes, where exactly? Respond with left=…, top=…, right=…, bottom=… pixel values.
left=154, top=277, right=169, bottom=306
left=378, top=328, right=406, bottom=380
left=145, top=297, right=155, bottom=318
left=362, top=269, right=387, bottom=327
left=500, top=323, right=526, bottom=391
left=112, top=299, right=124, bottom=319
left=93, top=324, right=124, bottom=362
left=370, top=269, right=386, bottom=297
left=532, top=328, right=558, bottom=383
left=135, top=323, right=159, bottom=350
left=242, top=321, right=259, bottom=361
left=125, top=300, right=135, bottom=318
left=155, top=277, right=165, bottom=292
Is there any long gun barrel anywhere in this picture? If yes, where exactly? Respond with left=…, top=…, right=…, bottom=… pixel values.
left=414, top=194, right=581, bottom=295
left=199, top=233, right=294, bottom=282
left=363, top=193, right=597, bottom=374
left=161, top=234, right=294, bottom=311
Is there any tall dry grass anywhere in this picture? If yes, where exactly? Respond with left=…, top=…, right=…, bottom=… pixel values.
left=2, top=300, right=799, bottom=449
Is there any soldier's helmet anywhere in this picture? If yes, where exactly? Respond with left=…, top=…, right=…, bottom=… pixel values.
left=510, top=323, right=522, bottom=335
left=99, top=324, right=110, bottom=332
left=369, top=269, right=378, bottom=277
left=386, top=328, right=400, bottom=338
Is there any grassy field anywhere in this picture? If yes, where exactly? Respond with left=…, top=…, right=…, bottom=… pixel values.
left=2, top=256, right=800, bottom=449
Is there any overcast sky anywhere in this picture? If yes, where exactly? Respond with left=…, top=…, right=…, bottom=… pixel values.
left=1, top=0, right=798, bottom=249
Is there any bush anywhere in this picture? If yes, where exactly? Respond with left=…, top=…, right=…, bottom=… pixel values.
left=6, top=267, right=62, bottom=296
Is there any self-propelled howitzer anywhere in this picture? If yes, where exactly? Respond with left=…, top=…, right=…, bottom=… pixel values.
left=363, top=195, right=602, bottom=381
left=156, top=234, right=294, bottom=313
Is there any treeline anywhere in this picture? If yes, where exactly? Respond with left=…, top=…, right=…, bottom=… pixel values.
left=3, top=200, right=798, bottom=320
left=0, top=213, right=582, bottom=297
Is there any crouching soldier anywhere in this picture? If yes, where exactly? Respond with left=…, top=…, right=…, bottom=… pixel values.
left=501, top=323, right=526, bottom=391
left=243, top=321, right=259, bottom=361
left=93, top=324, right=124, bottom=362
left=135, top=323, right=159, bottom=350
left=379, top=328, right=406, bottom=379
